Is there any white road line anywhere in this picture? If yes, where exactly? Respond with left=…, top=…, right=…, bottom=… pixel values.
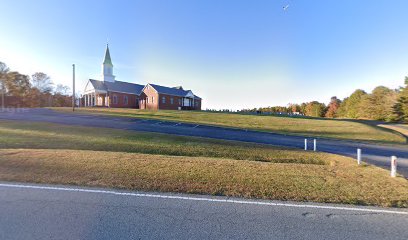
left=153, top=121, right=162, bottom=125
left=174, top=123, right=182, bottom=126
left=193, top=125, right=199, bottom=128
left=0, top=183, right=407, bottom=215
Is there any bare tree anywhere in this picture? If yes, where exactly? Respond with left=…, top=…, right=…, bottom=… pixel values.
left=55, top=84, right=70, bottom=95
left=31, top=72, right=53, bottom=93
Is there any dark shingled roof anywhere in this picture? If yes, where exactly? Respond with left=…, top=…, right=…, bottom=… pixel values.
left=149, top=84, right=201, bottom=99
left=89, top=79, right=144, bottom=95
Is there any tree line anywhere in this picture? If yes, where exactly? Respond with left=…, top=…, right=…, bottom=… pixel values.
left=0, top=61, right=71, bottom=108
left=241, top=77, right=408, bottom=122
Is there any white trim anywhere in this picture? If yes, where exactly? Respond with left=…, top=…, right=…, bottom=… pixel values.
left=141, top=83, right=159, bottom=95
left=84, top=90, right=107, bottom=94
left=0, top=183, right=407, bottom=215
left=160, top=93, right=195, bottom=98
left=84, top=81, right=95, bottom=93
left=109, top=90, right=140, bottom=96
left=84, top=81, right=107, bottom=94
left=185, top=90, right=194, bottom=98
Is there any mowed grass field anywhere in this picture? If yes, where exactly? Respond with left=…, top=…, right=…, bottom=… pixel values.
left=53, top=107, right=406, bottom=144
left=0, top=120, right=408, bottom=207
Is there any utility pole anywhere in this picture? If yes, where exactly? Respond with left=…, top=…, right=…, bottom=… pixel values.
left=72, top=64, right=75, bottom=112
left=0, top=82, right=5, bottom=112
left=0, top=74, right=4, bottom=111
left=1, top=82, right=4, bottom=111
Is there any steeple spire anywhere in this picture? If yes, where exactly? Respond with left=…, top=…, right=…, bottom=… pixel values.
left=102, top=43, right=115, bottom=82
left=103, top=44, right=113, bottom=66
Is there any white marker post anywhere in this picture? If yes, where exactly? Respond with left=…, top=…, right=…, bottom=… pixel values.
left=304, top=139, right=307, bottom=151
left=357, top=148, right=361, bottom=165
left=72, top=64, right=75, bottom=112
left=391, top=156, right=397, bottom=177
left=357, top=149, right=361, bottom=165
left=313, top=139, right=317, bottom=151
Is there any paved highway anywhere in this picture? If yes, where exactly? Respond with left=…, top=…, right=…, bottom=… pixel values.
left=0, top=182, right=407, bottom=240
left=0, top=108, right=408, bottom=177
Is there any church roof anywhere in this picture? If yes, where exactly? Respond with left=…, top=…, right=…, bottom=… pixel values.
left=89, top=79, right=144, bottom=95
left=149, top=83, right=201, bottom=99
left=103, top=44, right=113, bottom=66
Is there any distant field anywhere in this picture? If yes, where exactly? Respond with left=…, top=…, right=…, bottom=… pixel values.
left=0, top=120, right=407, bottom=207
left=53, top=107, right=406, bottom=144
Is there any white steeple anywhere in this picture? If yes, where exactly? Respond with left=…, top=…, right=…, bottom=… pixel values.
left=102, top=44, right=115, bottom=82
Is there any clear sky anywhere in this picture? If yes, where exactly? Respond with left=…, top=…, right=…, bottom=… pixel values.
left=1, top=0, right=408, bottom=110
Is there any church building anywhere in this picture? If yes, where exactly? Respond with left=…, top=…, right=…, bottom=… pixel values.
left=82, top=45, right=201, bottom=110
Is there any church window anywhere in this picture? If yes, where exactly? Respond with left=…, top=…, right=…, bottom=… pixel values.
left=162, top=96, right=166, bottom=104
left=124, top=96, right=128, bottom=105
left=152, top=96, right=154, bottom=103
left=170, top=97, right=174, bottom=104
left=113, top=95, right=118, bottom=104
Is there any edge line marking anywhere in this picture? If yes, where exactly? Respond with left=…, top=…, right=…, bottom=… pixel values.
left=0, top=183, right=407, bottom=215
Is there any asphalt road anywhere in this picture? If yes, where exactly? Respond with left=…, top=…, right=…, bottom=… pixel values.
left=0, top=108, right=408, bottom=177
left=0, top=182, right=407, bottom=240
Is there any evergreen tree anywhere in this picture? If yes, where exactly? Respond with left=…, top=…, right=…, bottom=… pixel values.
left=394, top=77, right=408, bottom=122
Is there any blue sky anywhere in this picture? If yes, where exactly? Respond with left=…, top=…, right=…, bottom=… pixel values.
left=1, top=0, right=408, bottom=109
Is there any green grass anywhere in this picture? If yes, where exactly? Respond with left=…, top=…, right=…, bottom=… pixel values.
left=0, top=120, right=326, bottom=165
left=0, top=120, right=408, bottom=207
left=378, top=124, right=408, bottom=138
left=53, top=107, right=406, bottom=144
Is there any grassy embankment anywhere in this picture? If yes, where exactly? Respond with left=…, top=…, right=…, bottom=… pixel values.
left=53, top=107, right=406, bottom=144
left=0, top=120, right=407, bottom=207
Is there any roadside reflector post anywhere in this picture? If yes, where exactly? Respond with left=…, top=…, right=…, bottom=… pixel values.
left=391, top=156, right=397, bottom=177
left=313, top=139, right=317, bottom=151
left=357, top=149, right=361, bottom=165
left=304, top=139, right=307, bottom=151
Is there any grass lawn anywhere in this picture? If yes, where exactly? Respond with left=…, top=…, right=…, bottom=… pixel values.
left=378, top=124, right=408, bottom=138
left=0, top=120, right=408, bottom=207
left=52, top=107, right=406, bottom=144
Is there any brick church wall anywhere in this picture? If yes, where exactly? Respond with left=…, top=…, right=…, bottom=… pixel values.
left=109, top=92, right=139, bottom=108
